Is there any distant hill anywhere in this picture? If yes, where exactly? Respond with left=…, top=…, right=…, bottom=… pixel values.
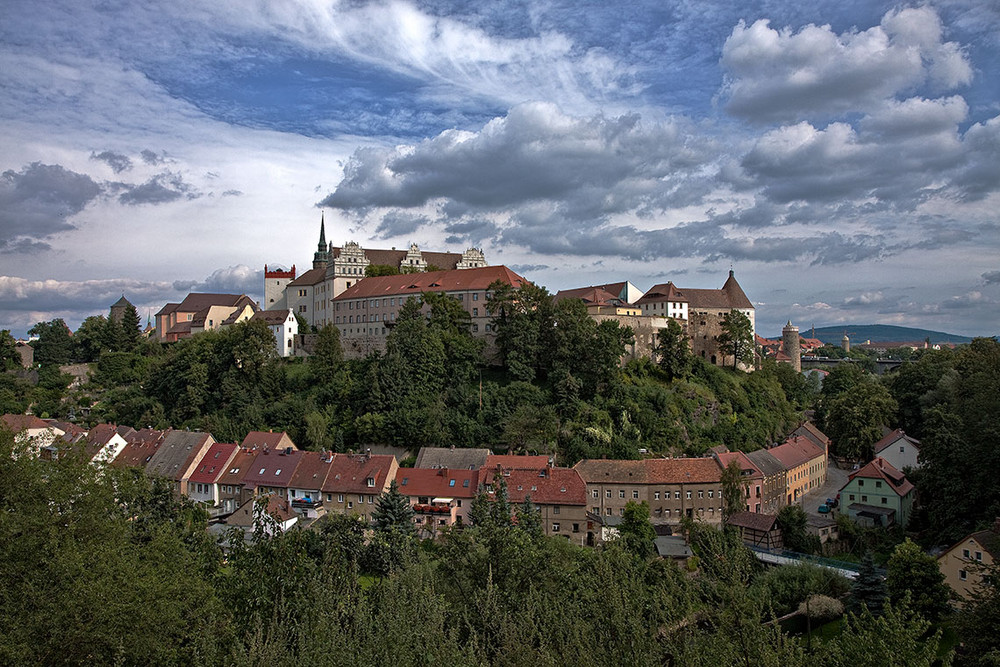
left=781, top=324, right=975, bottom=346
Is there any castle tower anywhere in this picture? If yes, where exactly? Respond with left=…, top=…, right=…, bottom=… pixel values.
left=842, top=333, right=850, bottom=353
left=263, top=264, right=296, bottom=308
left=313, top=213, right=330, bottom=269
left=109, top=294, right=133, bottom=323
left=783, top=320, right=801, bottom=372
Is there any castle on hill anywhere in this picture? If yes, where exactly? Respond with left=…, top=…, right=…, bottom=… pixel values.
left=264, top=215, right=487, bottom=329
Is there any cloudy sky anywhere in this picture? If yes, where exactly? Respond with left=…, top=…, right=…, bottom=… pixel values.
left=2, top=0, right=998, bottom=339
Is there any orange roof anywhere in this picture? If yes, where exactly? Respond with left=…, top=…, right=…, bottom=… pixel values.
left=635, top=281, right=686, bottom=304
left=479, top=466, right=587, bottom=506
left=333, top=265, right=528, bottom=301
left=645, top=458, right=722, bottom=484
left=395, top=467, right=479, bottom=498
left=322, top=453, right=397, bottom=494
left=716, top=451, right=763, bottom=480
left=217, top=448, right=260, bottom=486
left=241, top=431, right=296, bottom=450
left=2, top=414, right=51, bottom=431
left=769, top=435, right=826, bottom=470
left=846, top=457, right=914, bottom=497
left=680, top=271, right=753, bottom=310
left=287, top=450, right=336, bottom=490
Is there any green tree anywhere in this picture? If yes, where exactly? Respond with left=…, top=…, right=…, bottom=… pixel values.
left=823, top=600, right=947, bottom=667
left=366, top=264, right=400, bottom=277
left=514, top=495, right=544, bottom=540
left=955, top=560, right=1000, bottom=667
left=885, top=538, right=950, bottom=622
left=654, top=318, right=692, bottom=382
left=0, top=330, right=19, bottom=370
left=28, top=318, right=73, bottom=366
left=120, top=303, right=142, bottom=350
left=310, top=323, right=343, bottom=380
left=372, top=480, right=416, bottom=536
left=777, top=504, right=815, bottom=553
left=619, top=500, right=656, bottom=556
left=716, top=309, right=754, bottom=369
left=849, top=551, right=887, bottom=616
left=825, top=381, right=897, bottom=459
left=721, top=459, right=746, bottom=522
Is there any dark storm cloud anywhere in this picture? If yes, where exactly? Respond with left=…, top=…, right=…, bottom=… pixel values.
left=373, top=211, right=429, bottom=238
left=140, top=149, right=167, bottom=165
left=0, top=162, right=101, bottom=253
left=90, top=150, right=133, bottom=173
left=119, top=171, right=201, bottom=205
left=172, top=265, right=260, bottom=295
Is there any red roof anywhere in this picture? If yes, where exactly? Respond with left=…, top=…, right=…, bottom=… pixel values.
left=189, top=443, right=239, bottom=484
left=716, top=451, right=763, bottom=480
left=727, top=511, right=779, bottom=532
left=395, top=467, right=479, bottom=499
left=175, top=293, right=250, bottom=312
left=288, top=267, right=326, bottom=286
left=484, top=454, right=551, bottom=470
left=287, top=450, right=336, bottom=490
left=847, top=457, right=914, bottom=497
left=680, top=271, right=753, bottom=310
left=241, top=431, right=296, bottom=450
left=322, top=453, right=397, bottom=494
left=333, top=265, right=528, bottom=301
left=241, top=449, right=305, bottom=490
left=479, top=466, right=586, bottom=506
left=252, top=309, right=292, bottom=325
left=2, top=414, right=52, bottom=431
left=873, top=429, right=920, bottom=454
left=645, top=458, right=722, bottom=484
left=768, top=435, right=825, bottom=470
left=635, top=281, right=686, bottom=304
left=217, top=448, right=260, bottom=487
left=111, top=439, right=161, bottom=468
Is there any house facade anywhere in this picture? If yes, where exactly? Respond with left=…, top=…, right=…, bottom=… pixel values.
left=250, top=308, right=298, bottom=357
left=767, top=435, right=827, bottom=504
left=838, top=457, right=915, bottom=528
left=938, top=523, right=999, bottom=605
left=873, top=429, right=921, bottom=471
left=321, top=453, right=399, bottom=523
left=396, top=466, right=478, bottom=537
left=479, top=464, right=590, bottom=545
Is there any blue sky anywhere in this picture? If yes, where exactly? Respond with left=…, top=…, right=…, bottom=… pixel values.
left=1, top=0, right=998, bottom=338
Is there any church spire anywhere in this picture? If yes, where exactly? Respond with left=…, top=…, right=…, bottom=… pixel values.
left=313, top=212, right=330, bottom=270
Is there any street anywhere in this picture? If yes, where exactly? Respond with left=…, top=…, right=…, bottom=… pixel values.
left=801, top=459, right=849, bottom=516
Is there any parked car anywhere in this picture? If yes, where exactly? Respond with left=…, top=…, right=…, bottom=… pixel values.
left=826, top=497, right=838, bottom=508
left=818, top=504, right=831, bottom=514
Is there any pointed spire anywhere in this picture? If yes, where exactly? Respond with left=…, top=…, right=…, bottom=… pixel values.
left=318, top=212, right=327, bottom=252
left=313, top=213, right=330, bottom=269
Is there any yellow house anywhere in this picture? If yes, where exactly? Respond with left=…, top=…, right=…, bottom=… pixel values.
left=938, top=523, right=999, bottom=605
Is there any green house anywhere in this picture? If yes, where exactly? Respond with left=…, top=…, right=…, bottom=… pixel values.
left=838, top=457, right=915, bottom=528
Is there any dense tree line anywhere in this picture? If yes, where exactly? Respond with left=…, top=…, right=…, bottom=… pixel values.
left=14, top=286, right=804, bottom=460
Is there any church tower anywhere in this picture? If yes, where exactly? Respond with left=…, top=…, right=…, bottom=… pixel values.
left=313, top=213, right=330, bottom=269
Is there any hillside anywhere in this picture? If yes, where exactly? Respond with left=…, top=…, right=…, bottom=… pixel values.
left=787, top=324, right=974, bottom=345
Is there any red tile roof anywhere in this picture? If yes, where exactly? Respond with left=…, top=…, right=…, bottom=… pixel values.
left=241, top=431, right=296, bottom=450
left=241, top=448, right=304, bottom=490
left=635, top=281, right=686, bottom=304
left=645, top=458, right=722, bottom=484
left=768, top=435, right=826, bottom=470
left=554, top=286, right=624, bottom=307
left=479, top=466, right=587, bottom=506
left=727, top=511, right=779, bottom=532
left=847, top=457, right=914, bottom=497
left=574, top=459, right=648, bottom=483
left=111, top=439, right=161, bottom=468
left=287, top=450, right=336, bottom=490
left=252, top=309, right=292, bottom=325
left=2, top=414, right=52, bottom=431
left=681, top=271, right=753, bottom=310
left=716, top=451, right=763, bottom=480
left=288, top=267, right=326, bottom=286
left=217, top=448, right=260, bottom=487
left=175, top=293, right=250, bottom=312
left=395, top=467, right=479, bottom=498
left=323, top=453, right=397, bottom=494
left=189, top=443, right=239, bottom=485
left=873, top=429, right=920, bottom=454
left=333, top=265, right=528, bottom=301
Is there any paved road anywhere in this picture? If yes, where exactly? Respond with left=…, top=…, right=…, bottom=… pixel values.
left=801, top=460, right=849, bottom=516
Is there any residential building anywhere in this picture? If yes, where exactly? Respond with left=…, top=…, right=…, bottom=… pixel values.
left=250, top=308, right=298, bottom=357
left=938, top=520, right=1000, bottom=605
left=155, top=293, right=259, bottom=342
left=225, top=495, right=298, bottom=536
left=144, top=430, right=216, bottom=497
left=286, top=450, right=336, bottom=518
left=838, top=457, right=915, bottom=528
left=715, top=451, right=765, bottom=513
left=188, top=442, right=239, bottom=507
left=216, top=447, right=260, bottom=514
left=321, top=452, right=399, bottom=522
left=574, top=459, right=648, bottom=521
left=873, top=429, right=921, bottom=471
left=111, top=428, right=166, bottom=469
left=726, top=512, right=783, bottom=550
left=1, top=414, right=63, bottom=455
left=241, top=430, right=297, bottom=452
left=79, top=423, right=129, bottom=465
left=331, top=265, right=528, bottom=358
left=240, top=447, right=305, bottom=503
left=479, top=464, right=590, bottom=545
left=768, top=435, right=827, bottom=504
left=745, top=448, right=787, bottom=514
left=396, top=466, right=478, bottom=537
left=793, top=421, right=832, bottom=453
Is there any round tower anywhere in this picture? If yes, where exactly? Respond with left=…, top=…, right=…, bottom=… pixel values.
left=783, top=320, right=801, bottom=372
left=842, top=333, right=850, bottom=353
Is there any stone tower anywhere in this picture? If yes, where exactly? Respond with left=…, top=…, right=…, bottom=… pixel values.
left=842, top=333, right=850, bottom=353
left=313, top=213, right=330, bottom=270
left=109, top=294, right=133, bottom=323
left=783, top=320, right=801, bottom=372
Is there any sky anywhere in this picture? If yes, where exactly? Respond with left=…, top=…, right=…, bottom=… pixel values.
left=1, top=0, right=998, bottom=339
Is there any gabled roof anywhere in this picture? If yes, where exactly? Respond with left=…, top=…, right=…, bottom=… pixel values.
left=241, top=448, right=304, bottom=489
left=645, top=458, right=722, bottom=484
left=217, top=448, right=260, bottom=486
left=873, top=429, right=920, bottom=454
left=793, top=422, right=831, bottom=449
left=189, top=442, right=239, bottom=485
left=415, top=446, right=491, bottom=470
left=635, top=281, right=686, bottom=304
left=2, top=414, right=53, bottom=432
left=241, top=431, right=296, bottom=450
left=175, top=293, right=250, bottom=313
left=716, top=451, right=763, bottom=480
left=252, top=309, right=292, bottom=325
left=479, top=466, right=587, bottom=506
left=768, top=435, right=825, bottom=470
left=155, top=302, right=180, bottom=317
left=288, top=267, right=326, bottom=286
left=81, top=423, right=125, bottom=460
left=554, top=285, right=631, bottom=307
left=574, top=459, right=648, bottom=484
left=322, top=453, right=397, bottom=494
left=483, top=454, right=551, bottom=470
left=395, top=467, right=479, bottom=499
left=226, top=494, right=296, bottom=527
left=333, top=266, right=528, bottom=301
left=844, top=457, right=914, bottom=497
left=727, top=511, right=779, bottom=532
left=681, top=271, right=754, bottom=310
left=287, top=450, right=336, bottom=491
left=145, top=430, right=215, bottom=482
left=112, top=295, right=133, bottom=308
left=111, top=438, right=161, bottom=468
left=745, top=449, right=786, bottom=477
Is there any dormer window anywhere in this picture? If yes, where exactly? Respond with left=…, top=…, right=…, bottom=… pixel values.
left=366, top=477, right=375, bottom=487
left=275, top=469, right=281, bottom=475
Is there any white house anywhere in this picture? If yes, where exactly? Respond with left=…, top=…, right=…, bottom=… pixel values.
left=873, top=429, right=921, bottom=470
left=251, top=308, right=298, bottom=357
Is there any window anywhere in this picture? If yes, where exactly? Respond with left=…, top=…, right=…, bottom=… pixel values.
left=606, top=490, right=611, bottom=498
left=358, top=495, right=364, bottom=503
left=463, top=479, right=470, bottom=487
left=686, top=491, right=692, bottom=500
left=347, top=501, right=353, bottom=509
left=338, top=494, right=344, bottom=502
left=963, top=549, right=971, bottom=558
left=553, top=506, right=560, bottom=515
left=619, top=490, right=625, bottom=498
left=881, top=497, right=888, bottom=504
left=632, top=490, right=639, bottom=499
left=849, top=494, right=855, bottom=501
left=473, top=308, right=479, bottom=316
left=593, top=490, right=599, bottom=498
left=858, top=480, right=864, bottom=487
left=654, top=491, right=660, bottom=500
left=368, top=495, right=374, bottom=503
left=976, top=551, right=983, bottom=561
left=960, top=570, right=968, bottom=581
left=366, top=477, right=375, bottom=487
left=708, top=490, right=714, bottom=498
left=875, top=481, right=882, bottom=488
left=861, top=495, right=868, bottom=502
left=698, top=490, right=704, bottom=499
left=674, top=491, right=680, bottom=499
left=449, top=479, right=456, bottom=487
left=552, top=523, right=560, bottom=532
left=572, top=523, right=579, bottom=533
left=619, top=508, right=625, bottom=517
left=473, top=293, right=478, bottom=301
